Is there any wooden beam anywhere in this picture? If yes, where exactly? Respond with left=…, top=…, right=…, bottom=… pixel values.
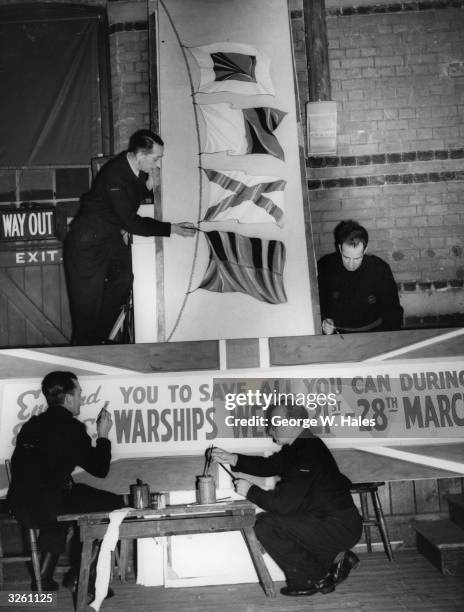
left=149, top=1, right=166, bottom=341
left=304, top=0, right=331, bottom=101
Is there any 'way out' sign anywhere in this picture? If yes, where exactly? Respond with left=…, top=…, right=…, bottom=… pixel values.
left=0, top=208, right=55, bottom=241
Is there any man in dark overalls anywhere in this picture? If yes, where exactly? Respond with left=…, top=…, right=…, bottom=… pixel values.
left=212, top=402, right=362, bottom=597
left=318, top=219, right=403, bottom=336
left=7, top=371, right=123, bottom=596
left=64, top=129, right=195, bottom=345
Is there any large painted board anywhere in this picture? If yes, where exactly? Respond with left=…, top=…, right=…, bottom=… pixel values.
left=155, top=0, right=315, bottom=341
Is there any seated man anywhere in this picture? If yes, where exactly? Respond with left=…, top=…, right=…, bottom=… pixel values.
left=7, top=371, right=124, bottom=595
left=211, top=402, right=362, bottom=597
left=318, top=219, right=403, bottom=334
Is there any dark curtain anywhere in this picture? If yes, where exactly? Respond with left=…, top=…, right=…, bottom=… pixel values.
left=0, top=4, right=111, bottom=165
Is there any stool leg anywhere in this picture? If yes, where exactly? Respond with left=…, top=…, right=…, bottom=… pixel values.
left=0, top=521, right=4, bottom=590
left=360, top=492, right=372, bottom=553
left=29, top=529, right=42, bottom=593
left=372, top=490, right=394, bottom=562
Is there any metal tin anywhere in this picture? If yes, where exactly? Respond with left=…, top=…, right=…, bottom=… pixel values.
left=196, top=475, right=216, bottom=504
left=130, top=484, right=150, bottom=509
left=150, top=492, right=166, bottom=510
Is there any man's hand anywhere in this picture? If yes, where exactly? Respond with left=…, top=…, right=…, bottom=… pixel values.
left=171, top=222, right=196, bottom=237
left=211, top=447, right=238, bottom=466
left=96, top=407, right=112, bottom=438
left=322, top=318, right=336, bottom=335
left=234, top=478, right=252, bottom=497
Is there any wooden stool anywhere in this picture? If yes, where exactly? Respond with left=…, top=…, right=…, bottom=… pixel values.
left=0, top=501, right=42, bottom=591
left=0, top=460, right=42, bottom=591
left=351, top=481, right=394, bottom=561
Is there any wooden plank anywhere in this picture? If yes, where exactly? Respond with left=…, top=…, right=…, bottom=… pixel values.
left=148, top=4, right=166, bottom=341
left=375, top=480, right=391, bottom=516
left=241, top=526, right=276, bottom=597
left=226, top=338, right=259, bottom=369
left=416, top=519, right=464, bottom=548
left=414, top=479, right=440, bottom=514
left=76, top=538, right=92, bottom=612
left=333, top=449, right=459, bottom=482
left=7, top=297, right=26, bottom=347
left=42, top=264, right=62, bottom=329
left=59, top=265, right=72, bottom=339
left=389, top=480, right=415, bottom=515
left=448, top=495, right=464, bottom=531
left=0, top=291, right=9, bottom=346
left=149, top=341, right=219, bottom=371
left=24, top=266, right=46, bottom=346
left=0, top=269, right=68, bottom=344
left=304, top=0, right=331, bottom=101
left=269, top=328, right=460, bottom=365
left=7, top=268, right=26, bottom=346
left=81, top=514, right=256, bottom=540
left=59, top=500, right=252, bottom=523
left=438, top=477, right=464, bottom=512
left=291, top=3, right=321, bottom=336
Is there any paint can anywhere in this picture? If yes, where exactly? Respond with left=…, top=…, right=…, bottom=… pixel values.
left=196, top=475, right=216, bottom=504
left=150, top=492, right=167, bottom=510
left=130, top=480, right=150, bottom=509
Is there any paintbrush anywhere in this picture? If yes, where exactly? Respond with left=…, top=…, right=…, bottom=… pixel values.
left=96, top=401, right=109, bottom=422
left=202, top=444, right=213, bottom=477
left=205, top=444, right=213, bottom=476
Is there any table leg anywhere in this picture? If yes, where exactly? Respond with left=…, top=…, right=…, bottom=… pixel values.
left=76, top=538, right=93, bottom=612
left=241, top=527, right=275, bottom=598
left=117, top=539, right=129, bottom=582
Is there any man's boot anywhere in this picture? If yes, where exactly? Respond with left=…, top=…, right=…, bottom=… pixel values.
left=32, top=552, right=60, bottom=591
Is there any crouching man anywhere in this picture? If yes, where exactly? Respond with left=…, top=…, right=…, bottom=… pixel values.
left=211, top=402, right=362, bottom=596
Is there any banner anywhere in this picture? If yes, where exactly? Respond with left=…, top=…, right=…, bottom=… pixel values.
left=1, top=358, right=463, bottom=461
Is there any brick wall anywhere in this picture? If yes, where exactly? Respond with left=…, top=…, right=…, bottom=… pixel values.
left=291, top=0, right=464, bottom=325
left=108, top=1, right=151, bottom=150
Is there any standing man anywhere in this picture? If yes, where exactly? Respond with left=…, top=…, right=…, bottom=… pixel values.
left=318, top=219, right=403, bottom=335
left=64, top=129, right=196, bottom=345
left=7, top=371, right=124, bottom=594
left=211, top=402, right=362, bottom=597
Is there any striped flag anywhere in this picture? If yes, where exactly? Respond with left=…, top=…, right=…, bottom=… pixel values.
left=198, top=103, right=286, bottom=160
left=188, top=42, right=275, bottom=95
left=198, top=231, right=287, bottom=304
left=202, top=169, right=285, bottom=225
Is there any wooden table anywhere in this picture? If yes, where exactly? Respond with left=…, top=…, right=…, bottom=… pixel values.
left=58, top=500, right=275, bottom=611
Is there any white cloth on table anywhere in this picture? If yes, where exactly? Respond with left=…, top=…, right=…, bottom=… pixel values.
left=88, top=507, right=131, bottom=611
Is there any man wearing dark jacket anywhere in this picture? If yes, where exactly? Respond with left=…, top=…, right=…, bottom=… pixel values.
left=318, top=219, right=403, bottom=334
left=64, top=129, right=196, bottom=345
left=211, top=403, right=362, bottom=597
left=7, top=371, right=124, bottom=593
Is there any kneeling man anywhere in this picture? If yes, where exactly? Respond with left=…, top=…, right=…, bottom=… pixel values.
left=212, top=402, right=362, bottom=596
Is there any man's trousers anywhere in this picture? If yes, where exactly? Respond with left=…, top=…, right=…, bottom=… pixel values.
left=35, top=484, right=124, bottom=554
left=254, top=506, right=362, bottom=585
left=64, top=221, right=132, bottom=346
